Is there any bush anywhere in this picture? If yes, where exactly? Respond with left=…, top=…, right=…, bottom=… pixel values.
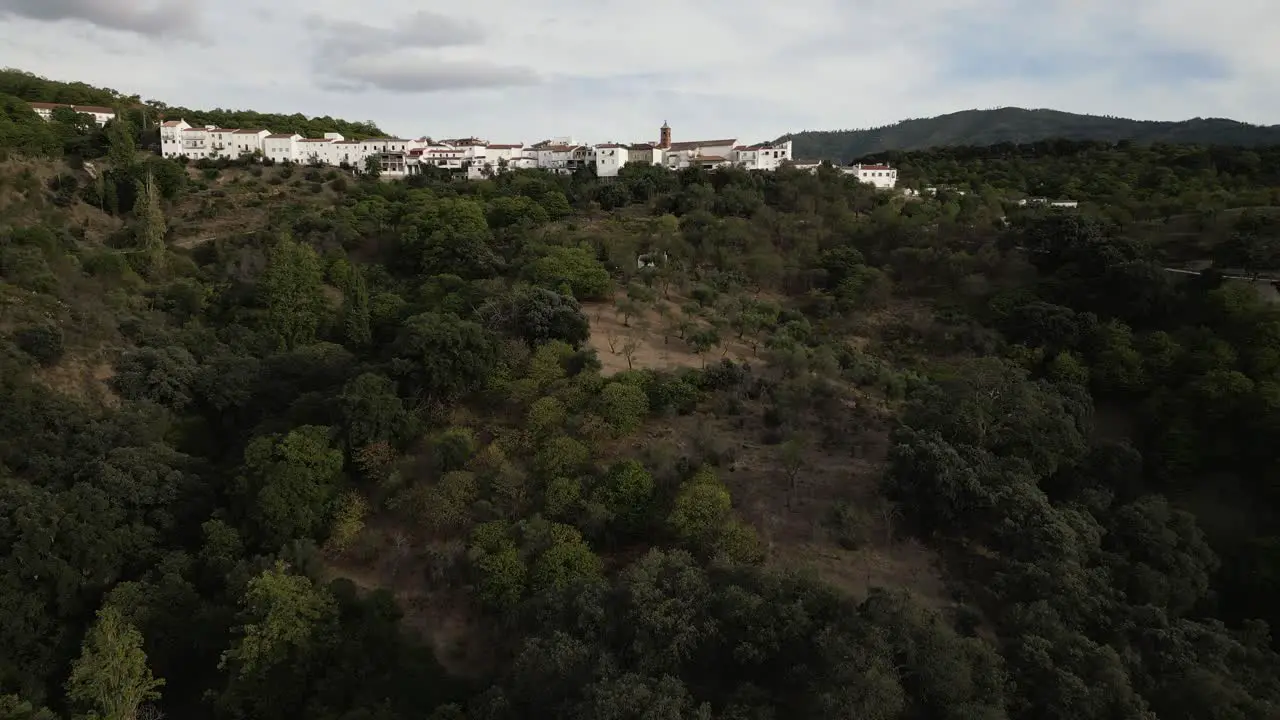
left=15, top=323, right=64, bottom=366
left=826, top=501, right=873, bottom=549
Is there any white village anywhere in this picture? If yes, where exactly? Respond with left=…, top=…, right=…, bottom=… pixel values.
left=28, top=101, right=900, bottom=189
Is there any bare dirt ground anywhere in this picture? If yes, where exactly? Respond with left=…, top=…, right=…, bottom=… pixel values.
left=581, top=295, right=757, bottom=374
left=33, top=354, right=119, bottom=407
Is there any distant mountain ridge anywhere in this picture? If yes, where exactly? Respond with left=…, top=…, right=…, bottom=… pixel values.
left=781, top=107, right=1280, bottom=164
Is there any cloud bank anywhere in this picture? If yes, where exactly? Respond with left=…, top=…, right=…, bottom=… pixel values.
left=0, top=0, right=1275, bottom=144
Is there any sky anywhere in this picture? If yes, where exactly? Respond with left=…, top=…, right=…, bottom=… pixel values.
left=1, top=0, right=1278, bottom=144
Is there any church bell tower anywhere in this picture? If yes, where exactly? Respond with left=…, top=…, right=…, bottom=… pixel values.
left=658, top=120, right=671, bottom=149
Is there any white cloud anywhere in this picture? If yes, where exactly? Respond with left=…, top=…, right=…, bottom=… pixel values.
left=0, top=0, right=1276, bottom=145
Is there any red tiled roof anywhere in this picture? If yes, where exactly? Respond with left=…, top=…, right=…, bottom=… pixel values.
left=73, top=105, right=114, bottom=114
left=265, top=133, right=298, bottom=139
left=335, top=140, right=361, bottom=145
left=162, top=120, right=185, bottom=127
left=28, top=102, right=66, bottom=109
left=182, top=128, right=206, bottom=132
left=857, top=164, right=892, bottom=170
left=299, top=138, right=331, bottom=142
left=486, top=143, right=522, bottom=149
left=209, top=128, right=239, bottom=133
left=234, top=128, right=267, bottom=134
left=596, top=143, right=624, bottom=149
left=668, top=139, right=736, bottom=151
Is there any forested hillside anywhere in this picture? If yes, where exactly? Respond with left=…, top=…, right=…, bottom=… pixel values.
left=0, top=68, right=384, bottom=140
left=4, top=104, right=1280, bottom=719
left=786, top=107, right=1280, bottom=163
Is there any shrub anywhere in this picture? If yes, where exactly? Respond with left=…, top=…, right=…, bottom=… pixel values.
left=15, top=323, right=64, bottom=366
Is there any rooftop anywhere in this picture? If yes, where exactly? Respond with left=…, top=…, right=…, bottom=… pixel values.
left=668, top=139, right=736, bottom=151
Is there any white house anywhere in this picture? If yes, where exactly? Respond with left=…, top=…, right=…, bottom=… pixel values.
left=180, top=126, right=211, bottom=160
left=663, top=138, right=737, bottom=170
left=733, top=140, right=792, bottom=171
left=231, top=129, right=270, bottom=158
left=594, top=143, right=630, bottom=177
left=842, top=163, right=898, bottom=189
left=1018, top=197, right=1078, bottom=208
left=263, top=133, right=302, bottom=163
left=207, top=128, right=242, bottom=160
left=159, top=120, right=191, bottom=158
left=29, top=102, right=117, bottom=126
left=146, top=115, right=831, bottom=182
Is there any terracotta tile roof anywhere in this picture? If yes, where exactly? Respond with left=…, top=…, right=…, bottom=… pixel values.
left=299, top=138, right=332, bottom=142
left=629, top=143, right=655, bottom=150
left=596, top=143, right=624, bottom=149
left=335, top=140, right=361, bottom=145
left=668, top=139, right=736, bottom=151
left=73, top=105, right=114, bottom=114
left=182, top=128, right=207, bottom=132
left=857, top=164, right=892, bottom=170
left=28, top=102, right=66, bottom=109
left=209, top=128, right=239, bottom=133
left=486, top=143, right=523, bottom=149
left=265, top=133, right=298, bottom=139
left=234, top=128, right=267, bottom=134
left=162, top=120, right=185, bottom=127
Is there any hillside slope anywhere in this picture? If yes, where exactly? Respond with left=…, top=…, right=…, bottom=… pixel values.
left=784, top=107, right=1280, bottom=162
left=0, top=67, right=384, bottom=139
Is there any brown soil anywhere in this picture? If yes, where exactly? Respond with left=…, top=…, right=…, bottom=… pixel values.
left=581, top=295, right=757, bottom=375
left=33, top=353, right=119, bottom=407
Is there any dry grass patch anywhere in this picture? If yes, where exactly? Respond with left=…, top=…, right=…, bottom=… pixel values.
left=33, top=353, right=119, bottom=407
left=582, top=295, right=756, bottom=374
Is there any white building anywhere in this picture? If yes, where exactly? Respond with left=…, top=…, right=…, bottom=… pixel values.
left=159, top=120, right=191, bottom=158
left=263, top=133, right=302, bottom=164
left=29, top=102, right=117, bottom=126
left=1018, top=197, right=1078, bottom=208
left=180, top=127, right=210, bottom=160
left=842, top=163, right=898, bottom=189
left=733, top=140, right=793, bottom=171
left=594, top=143, right=630, bottom=177
left=663, top=138, right=738, bottom=170
left=149, top=116, right=819, bottom=182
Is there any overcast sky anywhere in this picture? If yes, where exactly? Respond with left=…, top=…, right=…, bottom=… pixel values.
left=2, top=0, right=1277, bottom=144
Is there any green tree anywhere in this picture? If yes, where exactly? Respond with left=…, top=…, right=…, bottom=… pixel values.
left=668, top=466, right=732, bottom=549
left=133, top=171, right=166, bottom=275
left=394, top=312, right=498, bottom=402
left=530, top=246, right=612, bottom=300
left=344, top=264, right=372, bottom=347
left=598, top=381, right=650, bottom=435
left=105, top=115, right=135, bottom=169
left=242, top=425, right=345, bottom=546
left=220, top=561, right=336, bottom=677
left=66, top=605, right=164, bottom=720
left=363, top=154, right=381, bottom=178
left=261, top=235, right=326, bottom=350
